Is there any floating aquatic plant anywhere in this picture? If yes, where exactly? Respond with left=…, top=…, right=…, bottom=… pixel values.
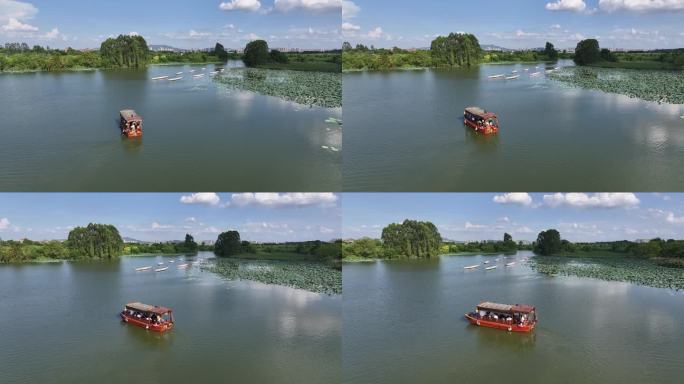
left=548, top=67, right=684, bottom=104
left=202, top=258, right=341, bottom=295
left=529, top=256, right=684, bottom=290
left=214, top=68, right=342, bottom=108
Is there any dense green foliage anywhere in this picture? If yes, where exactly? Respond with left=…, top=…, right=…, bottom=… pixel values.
left=0, top=38, right=230, bottom=72
left=533, top=229, right=563, bottom=255
left=0, top=43, right=102, bottom=71
left=380, top=219, right=442, bottom=258
left=430, top=33, right=482, bottom=67
left=149, top=51, right=224, bottom=64
left=0, top=239, right=69, bottom=263
left=214, top=231, right=243, bottom=256
left=243, top=40, right=270, bottom=67
left=544, top=42, right=558, bottom=61
left=214, top=67, right=342, bottom=108
left=66, top=223, right=123, bottom=259
left=257, top=52, right=341, bottom=72
left=342, top=46, right=432, bottom=71
left=214, top=42, right=229, bottom=61
left=99, top=34, right=149, bottom=68
left=574, top=39, right=601, bottom=66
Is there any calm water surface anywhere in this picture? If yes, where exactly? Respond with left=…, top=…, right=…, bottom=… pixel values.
left=0, top=62, right=341, bottom=191
left=0, top=252, right=340, bottom=383
left=343, top=60, right=684, bottom=191
left=343, top=251, right=684, bottom=384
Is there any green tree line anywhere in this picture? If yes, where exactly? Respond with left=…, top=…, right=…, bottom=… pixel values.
left=213, top=230, right=341, bottom=262
left=0, top=36, right=231, bottom=72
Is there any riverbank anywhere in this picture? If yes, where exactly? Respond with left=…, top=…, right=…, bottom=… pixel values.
left=257, top=61, right=340, bottom=73
left=588, top=60, right=683, bottom=70
left=224, top=251, right=332, bottom=262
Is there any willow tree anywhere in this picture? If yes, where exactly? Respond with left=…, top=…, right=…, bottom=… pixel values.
left=100, top=34, right=150, bottom=68
left=381, top=219, right=442, bottom=258
left=67, top=223, right=123, bottom=259
left=430, top=33, right=482, bottom=67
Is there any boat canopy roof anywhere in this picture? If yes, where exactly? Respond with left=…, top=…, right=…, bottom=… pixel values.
left=125, top=302, right=171, bottom=315
left=120, top=109, right=142, bottom=122
left=477, top=301, right=534, bottom=314
left=465, top=107, right=497, bottom=119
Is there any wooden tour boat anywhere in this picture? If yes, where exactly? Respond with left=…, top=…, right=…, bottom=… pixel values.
left=120, top=302, right=174, bottom=332
left=119, top=109, right=142, bottom=138
left=465, top=301, right=537, bottom=332
left=464, top=107, right=499, bottom=135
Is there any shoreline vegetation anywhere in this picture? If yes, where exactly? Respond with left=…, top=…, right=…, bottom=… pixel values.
left=0, top=225, right=342, bottom=265
left=341, top=34, right=683, bottom=103
left=342, top=220, right=684, bottom=289
left=213, top=39, right=341, bottom=108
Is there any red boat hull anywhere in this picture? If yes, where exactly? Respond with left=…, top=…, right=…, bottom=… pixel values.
left=464, top=119, right=498, bottom=135
left=120, top=312, right=173, bottom=332
left=465, top=313, right=534, bottom=332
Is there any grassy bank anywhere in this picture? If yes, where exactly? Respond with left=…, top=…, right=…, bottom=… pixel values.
left=222, top=251, right=330, bottom=262
left=257, top=61, right=340, bottom=73
left=588, top=60, right=683, bottom=70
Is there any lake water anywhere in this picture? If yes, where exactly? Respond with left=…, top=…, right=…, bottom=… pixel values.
left=0, top=61, right=341, bottom=191
left=343, top=251, right=684, bottom=384
left=343, top=60, right=684, bottom=191
left=0, top=252, right=340, bottom=383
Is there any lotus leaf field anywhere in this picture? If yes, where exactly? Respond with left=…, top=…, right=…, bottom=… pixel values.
left=214, top=68, right=342, bottom=108
left=549, top=66, right=684, bottom=104
left=203, top=258, right=342, bottom=295
left=529, top=256, right=684, bottom=290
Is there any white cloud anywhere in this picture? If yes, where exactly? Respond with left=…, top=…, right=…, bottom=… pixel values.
left=219, top=0, right=262, bottom=11
left=341, top=22, right=360, bottom=31
left=185, top=217, right=197, bottom=223
left=230, top=193, right=337, bottom=207
left=43, top=28, right=61, bottom=39
left=665, top=211, right=684, bottom=224
left=546, top=0, right=587, bottom=12
left=180, top=193, right=221, bottom=206
left=464, top=221, right=487, bottom=229
left=492, top=193, right=533, bottom=206
left=599, top=0, right=684, bottom=12
left=1, top=17, right=37, bottom=31
left=274, top=0, right=340, bottom=13
left=151, top=222, right=173, bottom=230
left=189, top=29, right=211, bottom=38
left=367, top=26, right=383, bottom=39
left=0, top=217, right=9, bottom=230
left=542, top=193, right=640, bottom=208
left=0, top=0, right=38, bottom=24
left=128, top=31, right=139, bottom=36
left=551, top=24, right=562, bottom=29
left=342, top=0, right=360, bottom=19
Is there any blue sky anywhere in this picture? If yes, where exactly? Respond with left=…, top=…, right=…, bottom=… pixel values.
left=342, top=193, right=684, bottom=242
left=342, top=0, right=684, bottom=49
left=0, top=0, right=341, bottom=49
left=0, top=193, right=341, bottom=242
